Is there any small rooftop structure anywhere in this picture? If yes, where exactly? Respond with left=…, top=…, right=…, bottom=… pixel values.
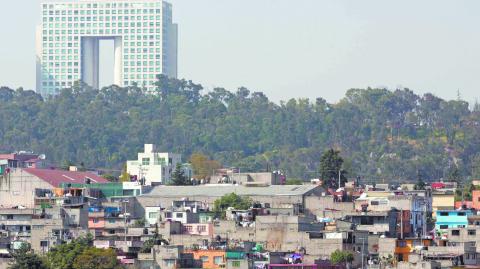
left=0, top=151, right=46, bottom=170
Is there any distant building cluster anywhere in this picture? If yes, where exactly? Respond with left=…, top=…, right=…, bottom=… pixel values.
left=0, top=146, right=479, bottom=269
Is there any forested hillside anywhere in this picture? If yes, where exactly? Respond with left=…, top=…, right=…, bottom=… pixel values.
left=1, top=75, right=479, bottom=183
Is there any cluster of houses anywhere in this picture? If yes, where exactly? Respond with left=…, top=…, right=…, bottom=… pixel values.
left=1, top=145, right=480, bottom=269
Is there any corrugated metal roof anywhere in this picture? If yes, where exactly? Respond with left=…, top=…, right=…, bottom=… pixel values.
left=23, top=168, right=109, bottom=187
left=142, top=184, right=321, bottom=197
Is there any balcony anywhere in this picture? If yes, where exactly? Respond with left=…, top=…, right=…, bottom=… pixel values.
left=1, top=220, right=31, bottom=226
left=127, top=227, right=151, bottom=236
left=104, top=220, right=127, bottom=229
left=114, top=240, right=143, bottom=248
left=0, top=208, right=34, bottom=215
left=137, top=252, right=154, bottom=260
left=356, top=223, right=390, bottom=233
left=12, top=231, right=31, bottom=237
left=35, top=196, right=86, bottom=207
left=101, top=231, right=126, bottom=237
left=426, top=245, right=466, bottom=255
left=31, top=218, right=64, bottom=226
left=93, top=240, right=115, bottom=249
left=88, top=212, right=105, bottom=218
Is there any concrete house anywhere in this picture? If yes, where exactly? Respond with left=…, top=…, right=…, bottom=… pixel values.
left=0, top=168, right=108, bottom=208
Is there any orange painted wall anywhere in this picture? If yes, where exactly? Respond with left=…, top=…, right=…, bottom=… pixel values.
left=395, top=239, right=431, bottom=261
left=472, top=190, right=480, bottom=210
left=185, top=249, right=225, bottom=269
left=88, top=217, right=105, bottom=229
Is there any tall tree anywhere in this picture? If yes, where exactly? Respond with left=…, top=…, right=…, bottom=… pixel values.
left=119, top=164, right=131, bottom=183
left=447, top=166, right=462, bottom=185
left=319, top=149, right=347, bottom=189
left=190, top=153, right=221, bottom=180
left=169, top=163, right=191, bottom=186
left=8, top=243, right=47, bottom=269
left=414, top=171, right=426, bottom=190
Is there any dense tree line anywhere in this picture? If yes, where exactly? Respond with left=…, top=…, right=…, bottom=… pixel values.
left=8, top=237, right=121, bottom=269
left=1, top=75, right=480, bottom=183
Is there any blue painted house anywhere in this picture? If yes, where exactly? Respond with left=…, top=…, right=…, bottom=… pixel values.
left=435, top=210, right=472, bottom=231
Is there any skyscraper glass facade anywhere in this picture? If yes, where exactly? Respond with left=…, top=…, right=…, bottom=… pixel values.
left=36, top=0, right=177, bottom=95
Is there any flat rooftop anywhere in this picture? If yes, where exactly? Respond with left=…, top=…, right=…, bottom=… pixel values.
left=345, top=211, right=389, bottom=217
left=142, top=184, right=321, bottom=198
left=0, top=208, right=35, bottom=215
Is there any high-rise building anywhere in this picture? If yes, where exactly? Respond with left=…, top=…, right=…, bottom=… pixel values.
left=36, top=0, right=178, bottom=95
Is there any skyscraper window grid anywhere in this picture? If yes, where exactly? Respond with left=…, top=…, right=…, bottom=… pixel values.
left=36, top=0, right=178, bottom=95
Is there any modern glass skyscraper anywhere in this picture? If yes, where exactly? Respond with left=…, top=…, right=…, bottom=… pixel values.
left=36, top=0, right=177, bottom=95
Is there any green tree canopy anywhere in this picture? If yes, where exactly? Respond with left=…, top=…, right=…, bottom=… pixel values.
left=319, top=149, right=347, bottom=189
left=119, top=164, right=130, bottom=183
left=61, top=160, right=75, bottom=171
left=46, top=236, right=121, bottom=269
left=414, top=171, right=426, bottom=190
left=330, top=249, right=354, bottom=265
left=190, top=153, right=221, bottom=180
left=8, top=243, right=47, bottom=269
left=213, top=193, right=252, bottom=217
left=169, top=163, right=191, bottom=185
left=46, top=236, right=92, bottom=269
left=1, top=79, right=479, bottom=184
left=72, top=248, right=121, bottom=269
left=447, top=166, right=462, bottom=185
left=101, top=173, right=117, bottom=182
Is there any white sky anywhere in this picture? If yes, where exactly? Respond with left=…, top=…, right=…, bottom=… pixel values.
left=1, top=0, right=480, bottom=103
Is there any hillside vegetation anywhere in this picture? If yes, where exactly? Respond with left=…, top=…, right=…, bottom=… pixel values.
left=1, top=75, right=479, bottom=183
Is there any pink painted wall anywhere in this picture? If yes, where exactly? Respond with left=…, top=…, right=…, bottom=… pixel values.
left=88, top=217, right=105, bottom=228
left=182, top=223, right=213, bottom=236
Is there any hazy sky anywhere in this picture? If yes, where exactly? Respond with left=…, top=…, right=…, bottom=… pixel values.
left=1, top=0, right=480, bottom=103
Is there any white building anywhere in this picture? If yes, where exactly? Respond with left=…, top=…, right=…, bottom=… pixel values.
left=145, top=206, right=161, bottom=226
left=126, top=144, right=182, bottom=185
left=36, top=0, right=178, bottom=95
left=122, top=181, right=144, bottom=196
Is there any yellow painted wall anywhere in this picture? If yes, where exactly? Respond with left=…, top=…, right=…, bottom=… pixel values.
left=432, top=194, right=455, bottom=218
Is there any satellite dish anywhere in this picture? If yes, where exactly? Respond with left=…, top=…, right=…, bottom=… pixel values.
left=39, top=154, right=46, bottom=160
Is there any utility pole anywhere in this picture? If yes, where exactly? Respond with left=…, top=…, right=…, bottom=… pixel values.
left=137, top=164, right=144, bottom=184
left=338, top=170, right=341, bottom=189
left=423, top=202, right=427, bottom=238
left=138, top=164, right=142, bottom=181
left=361, top=237, right=365, bottom=269
left=123, top=200, right=128, bottom=243
left=400, top=209, right=404, bottom=239
left=238, top=167, right=241, bottom=184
